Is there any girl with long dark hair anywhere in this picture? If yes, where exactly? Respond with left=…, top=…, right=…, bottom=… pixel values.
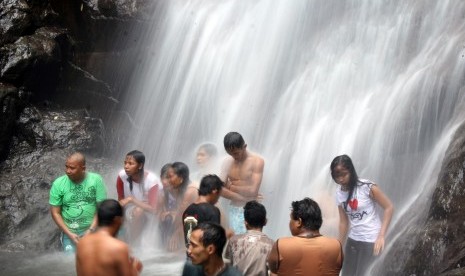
left=116, top=150, right=162, bottom=245
left=330, top=154, right=394, bottom=276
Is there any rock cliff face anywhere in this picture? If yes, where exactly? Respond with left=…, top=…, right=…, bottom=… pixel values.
left=373, top=121, right=465, bottom=276
left=0, top=0, right=154, bottom=251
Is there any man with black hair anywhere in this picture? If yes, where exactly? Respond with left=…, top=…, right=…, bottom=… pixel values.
left=182, top=174, right=223, bottom=246
left=267, top=198, right=343, bottom=275
left=220, top=132, right=265, bottom=235
left=76, top=199, right=143, bottom=276
left=226, top=200, right=274, bottom=275
left=182, top=223, right=242, bottom=276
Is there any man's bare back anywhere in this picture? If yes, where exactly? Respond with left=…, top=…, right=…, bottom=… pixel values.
left=76, top=231, right=142, bottom=276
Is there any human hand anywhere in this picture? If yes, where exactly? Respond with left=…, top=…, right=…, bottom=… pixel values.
left=373, top=236, right=385, bottom=255
left=120, top=197, right=134, bottom=206
left=70, top=233, right=80, bottom=244
left=130, top=256, right=143, bottom=273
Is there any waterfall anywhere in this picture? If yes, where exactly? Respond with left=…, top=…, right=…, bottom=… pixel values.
left=119, top=0, right=465, bottom=272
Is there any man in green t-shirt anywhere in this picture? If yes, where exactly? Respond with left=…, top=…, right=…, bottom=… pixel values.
left=49, top=152, right=107, bottom=253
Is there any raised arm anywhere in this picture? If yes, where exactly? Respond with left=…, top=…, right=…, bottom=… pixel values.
left=371, top=184, right=394, bottom=255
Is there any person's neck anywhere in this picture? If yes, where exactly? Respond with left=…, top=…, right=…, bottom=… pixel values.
left=203, top=257, right=225, bottom=276
left=246, top=227, right=263, bottom=232
left=132, top=174, right=142, bottom=183
left=71, top=173, right=86, bottom=184
left=96, top=226, right=117, bottom=237
left=296, top=229, right=321, bottom=238
left=196, top=195, right=209, bottom=204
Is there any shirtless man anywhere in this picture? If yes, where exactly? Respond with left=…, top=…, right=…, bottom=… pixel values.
left=220, top=132, right=265, bottom=234
left=76, top=199, right=143, bottom=276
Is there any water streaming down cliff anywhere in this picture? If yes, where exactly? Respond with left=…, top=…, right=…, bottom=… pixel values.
left=118, top=0, right=465, bottom=273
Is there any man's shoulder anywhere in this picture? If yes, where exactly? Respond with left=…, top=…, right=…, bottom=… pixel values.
left=51, top=175, right=71, bottom=191
left=247, top=152, right=264, bottom=166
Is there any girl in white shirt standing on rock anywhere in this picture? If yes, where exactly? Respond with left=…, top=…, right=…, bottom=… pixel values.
left=330, top=154, right=394, bottom=276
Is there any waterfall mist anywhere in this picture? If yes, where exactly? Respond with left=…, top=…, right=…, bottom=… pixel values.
left=116, top=0, right=465, bottom=272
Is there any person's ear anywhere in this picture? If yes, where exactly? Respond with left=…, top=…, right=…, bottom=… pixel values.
left=206, top=244, right=216, bottom=256
left=297, top=218, right=303, bottom=228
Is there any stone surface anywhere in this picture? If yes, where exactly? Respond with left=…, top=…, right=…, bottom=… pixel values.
left=376, top=121, right=465, bottom=275
left=0, top=106, right=111, bottom=251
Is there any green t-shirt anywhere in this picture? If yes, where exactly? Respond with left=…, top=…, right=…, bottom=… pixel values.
left=49, top=172, right=107, bottom=233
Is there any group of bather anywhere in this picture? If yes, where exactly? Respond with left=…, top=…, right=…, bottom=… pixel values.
left=49, top=131, right=394, bottom=276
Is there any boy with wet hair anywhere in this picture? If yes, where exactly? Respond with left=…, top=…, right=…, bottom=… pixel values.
left=182, top=175, right=223, bottom=246
left=76, top=199, right=143, bottom=276
left=226, top=201, right=274, bottom=275
left=183, top=222, right=242, bottom=276
left=220, top=132, right=265, bottom=235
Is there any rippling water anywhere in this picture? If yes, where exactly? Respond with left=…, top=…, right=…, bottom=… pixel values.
left=0, top=250, right=184, bottom=276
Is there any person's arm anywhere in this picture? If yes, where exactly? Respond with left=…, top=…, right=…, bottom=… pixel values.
left=338, top=205, right=349, bottom=245
left=85, top=214, right=98, bottom=234
left=267, top=240, right=280, bottom=274
left=50, top=205, right=79, bottom=244
left=116, top=175, right=125, bottom=201
left=220, top=187, right=248, bottom=202
left=125, top=185, right=159, bottom=214
left=229, top=158, right=265, bottom=197
left=371, top=184, right=394, bottom=255
left=116, top=245, right=143, bottom=276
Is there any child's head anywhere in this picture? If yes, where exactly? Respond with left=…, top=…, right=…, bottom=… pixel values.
left=330, top=154, right=358, bottom=186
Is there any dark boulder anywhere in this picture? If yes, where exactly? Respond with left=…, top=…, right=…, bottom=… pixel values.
left=376, top=121, right=465, bottom=276
left=0, top=0, right=59, bottom=46
left=0, top=105, right=110, bottom=251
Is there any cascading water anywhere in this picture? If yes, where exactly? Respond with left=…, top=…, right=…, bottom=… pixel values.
left=114, top=0, right=465, bottom=274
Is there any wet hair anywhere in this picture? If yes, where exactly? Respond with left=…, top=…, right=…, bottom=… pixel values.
left=170, top=162, right=190, bottom=195
left=126, top=150, right=145, bottom=193
left=98, top=199, right=123, bottom=227
left=160, top=163, right=172, bottom=179
left=194, top=222, right=226, bottom=257
left=291, top=197, right=322, bottom=231
left=330, top=154, right=359, bottom=211
left=198, top=143, right=218, bottom=157
left=223, top=132, right=245, bottom=150
left=198, top=174, right=223, bottom=196
left=244, top=200, right=267, bottom=228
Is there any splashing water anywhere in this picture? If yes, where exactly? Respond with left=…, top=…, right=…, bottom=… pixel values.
left=115, top=0, right=465, bottom=273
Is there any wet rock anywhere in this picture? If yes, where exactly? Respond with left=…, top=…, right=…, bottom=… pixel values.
left=51, top=61, right=118, bottom=121
left=0, top=0, right=59, bottom=46
left=0, top=0, right=31, bottom=46
left=0, top=105, right=111, bottom=251
left=0, top=83, right=26, bottom=161
left=377, top=121, right=465, bottom=275
left=0, top=26, right=69, bottom=88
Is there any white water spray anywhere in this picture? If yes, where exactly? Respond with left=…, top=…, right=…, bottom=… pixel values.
left=119, top=0, right=465, bottom=272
